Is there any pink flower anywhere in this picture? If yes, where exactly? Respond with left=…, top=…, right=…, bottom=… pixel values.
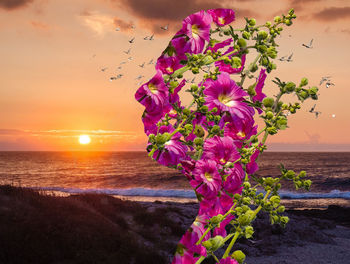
left=252, top=69, right=267, bottom=114
left=205, top=38, right=233, bottom=53
left=223, top=163, right=245, bottom=193
left=208, top=9, right=235, bottom=26
left=156, top=55, right=182, bottom=75
left=202, top=136, right=241, bottom=165
left=192, top=159, right=222, bottom=198
left=220, top=257, right=239, bottom=264
left=152, top=125, right=188, bottom=167
left=135, top=70, right=168, bottom=113
left=215, top=47, right=246, bottom=74
left=246, top=148, right=260, bottom=174
left=204, top=72, right=254, bottom=121
left=182, top=11, right=212, bottom=53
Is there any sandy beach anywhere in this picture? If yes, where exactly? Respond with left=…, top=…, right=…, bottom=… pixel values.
left=0, top=185, right=349, bottom=264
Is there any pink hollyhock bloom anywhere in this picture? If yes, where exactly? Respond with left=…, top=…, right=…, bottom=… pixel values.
left=153, top=125, right=188, bottom=167
left=219, top=114, right=258, bottom=147
left=220, top=257, right=239, bottom=264
left=191, top=214, right=210, bottom=240
left=141, top=108, right=165, bottom=135
left=182, top=11, right=212, bottom=53
left=205, top=38, right=233, bottom=53
left=252, top=69, right=267, bottom=114
left=199, top=191, right=233, bottom=217
left=202, top=136, right=241, bottom=165
left=223, top=163, right=245, bottom=193
left=171, top=34, right=192, bottom=60
left=213, top=214, right=235, bottom=237
left=192, top=159, right=222, bottom=198
left=179, top=230, right=207, bottom=256
left=135, top=70, right=168, bottom=113
left=169, top=79, right=186, bottom=105
left=215, top=47, right=246, bottom=74
left=204, top=72, right=254, bottom=120
left=246, top=148, right=260, bottom=174
left=208, top=8, right=235, bottom=26
left=156, top=55, right=182, bottom=75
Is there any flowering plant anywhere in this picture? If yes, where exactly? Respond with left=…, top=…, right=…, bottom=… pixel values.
left=136, top=8, right=317, bottom=264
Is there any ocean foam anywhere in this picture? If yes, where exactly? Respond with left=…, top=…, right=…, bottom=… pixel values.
left=30, top=187, right=350, bottom=199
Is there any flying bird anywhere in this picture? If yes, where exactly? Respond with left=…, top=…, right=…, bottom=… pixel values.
left=148, top=59, right=154, bottom=65
left=302, top=39, right=313, bottom=49
left=120, top=61, right=127, bottom=65
left=279, top=55, right=287, bottom=61
left=124, top=48, right=131, bottom=55
left=128, top=57, right=133, bottom=61
left=100, top=67, right=108, bottom=72
left=128, top=37, right=135, bottom=43
left=325, top=82, right=335, bottom=88
left=135, top=75, right=144, bottom=80
left=161, top=24, right=169, bottom=31
left=320, top=76, right=331, bottom=85
left=115, top=27, right=120, bottom=32
left=143, top=36, right=149, bottom=40
left=286, top=53, right=293, bottom=62
left=149, top=34, right=154, bottom=40
left=314, top=111, right=321, bottom=118
left=139, top=62, right=145, bottom=68
left=309, top=104, right=316, bottom=113
left=131, top=25, right=136, bottom=29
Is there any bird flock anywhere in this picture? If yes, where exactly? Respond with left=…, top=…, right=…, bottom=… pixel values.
left=95, top=27, right=336, bottom=119
left=278, top=38, right=336, bottom=119
left=94, top=23, right=169, bottom=85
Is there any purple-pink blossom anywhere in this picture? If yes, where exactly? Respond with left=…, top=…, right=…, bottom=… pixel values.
left=135, top=70, right=168, bottom=113
left=208, top=8, right=235, bottom=26
left=202, top=136, right=241, bottom=165
left=252, top=69, right=267, bottom=113
left=182, top=11, right=212, bottom=53
left=204, top=72, right=254, bottom=121
left=156, top=55, right=182, bottom=75
left=215, top=47, right=246, bottom=74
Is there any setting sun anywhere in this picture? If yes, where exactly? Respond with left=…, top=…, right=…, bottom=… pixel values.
left=79, top=135, right=91, bottom=145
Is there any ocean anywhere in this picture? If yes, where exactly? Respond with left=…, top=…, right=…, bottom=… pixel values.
left=0, top=151, right=349, bottom=209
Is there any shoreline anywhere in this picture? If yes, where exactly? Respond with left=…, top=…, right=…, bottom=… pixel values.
left=1, top=185, right=350, bottom=263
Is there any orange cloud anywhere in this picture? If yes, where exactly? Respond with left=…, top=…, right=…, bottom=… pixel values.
left=0, top=0, right=34, bottom=11
left=312, top=6, right=350, bottom=21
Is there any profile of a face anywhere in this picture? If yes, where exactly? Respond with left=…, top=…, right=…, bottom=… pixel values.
left=135, top=9, right=259, bottom=263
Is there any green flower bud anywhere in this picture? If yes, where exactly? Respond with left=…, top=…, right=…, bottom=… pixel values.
left=234, top=194, right=241, bottom=200
left=266, top=111, right=274, bottom=119
left=257, top=45, right=267, bottom=53
left=265, top=21, right=272, bottom=27
left=270, top=195, right=281, bottom=207
left=263, top=97, right=274, bottom=107
left=237, top=38, right=247, bottom=48
left=261, top=56, right=269, bottom=67
left=192, top=67, right=199, bottom=74
left=300, top=90, right=308, bottom=99
left=232, top=57, right=242, bottom=68
left=243, top=182, right=251, bottom=189
left=202, top=55, right=215, bottom=65
left=192, top=54, right=199, bottom=60
left=203, top=236, right=224, bottom=251
left=249, top=18, right=256, bottom=26
left=210, top=107, right=218, bottom=113
left=184, top=124, right=193, bottom=133
left=290, top=107, right=296, bottom=113
left=242, top=31, right=251, bottom=39
left=191, top=84, right=198, bottom=92
left=211, top=125, right=221, bottom=134
left=299, top=170, right=306, bottom=178
left=194, top=137, right=203, bottom=146
left=210, top=214, right=224, bottom=225
left=232, top=250, right=246, bottom=264
left=304, top=179, right=312, bottom=190
left=280, top=216, right=289, bottom=225
left=285, top=82, right=296, bottom=93
left=274, top=16, right=282, bottom=23
left=288, top=8, right=295, bottom=15
left=149, top=134, right=156, bottom=142
left=238, top=214, right=250, bottom=226
left=194, top=125, right=205, bottom=137
left=309, top=86, right=318, bottom=95
left=277, top=205, right=285, bottom=213
left=244, top=226, right=254, bottom=239
left=226, top=161, right=235, bottom=168
left=267, top=126, right=277, bottom=135
left=285, top=19, right=292, bottom=26
left=285, top=170, right=295, bottom=179
left=258, top=30, right=268, bottom=40
left=300, top=77, right=308, bottom=87
left=183, top=108, right=191, bottom=116
left=200, top=105, right=209, bottom=113
left=266, top=47, right=277, bottom=59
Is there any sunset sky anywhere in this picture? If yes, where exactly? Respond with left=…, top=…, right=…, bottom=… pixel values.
left=1, top=0, right=349, bottom=151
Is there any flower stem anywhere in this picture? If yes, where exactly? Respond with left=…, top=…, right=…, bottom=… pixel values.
left=195, top=256, right=206, bottom=264
left=222, top=231, right=240, bottom=258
